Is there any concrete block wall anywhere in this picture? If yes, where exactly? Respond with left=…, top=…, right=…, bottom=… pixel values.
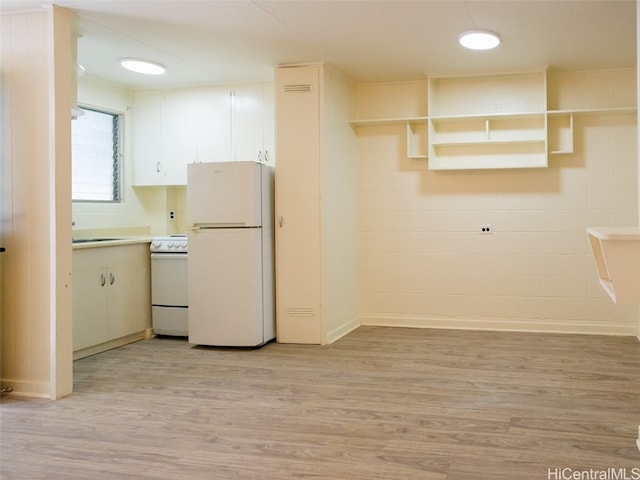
left=357, top=71, right=639, bottom=335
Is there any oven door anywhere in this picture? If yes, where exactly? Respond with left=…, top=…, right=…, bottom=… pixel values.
left=151, top=253, right=188, bottom=307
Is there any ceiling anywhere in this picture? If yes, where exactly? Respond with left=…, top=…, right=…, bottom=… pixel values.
left=2, top=0, right=637, bottom=89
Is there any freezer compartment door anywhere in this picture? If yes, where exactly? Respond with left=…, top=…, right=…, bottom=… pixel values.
left=187, top=161, right=265, bottom=227
left=188, top=228, right=270, bottom=346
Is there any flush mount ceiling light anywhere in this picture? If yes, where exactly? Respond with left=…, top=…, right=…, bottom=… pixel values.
left=459, top=30, right=500, bottom=50
left=120, top=58, right=166, bottom=75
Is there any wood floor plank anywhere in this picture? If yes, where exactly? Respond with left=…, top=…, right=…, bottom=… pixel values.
left=1, top=327, right=639, bottom=479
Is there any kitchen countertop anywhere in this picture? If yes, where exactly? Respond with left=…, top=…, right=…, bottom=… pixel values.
left=587, top=227, right=640, bottom=241
left=72, top=237, right=153, bottom=250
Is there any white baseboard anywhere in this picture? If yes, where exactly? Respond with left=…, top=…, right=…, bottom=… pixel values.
left=0, top=379, right=50, bottom=398
left=326, top=317, right=360, bottom=344
left=360, top=314, right=639, bottom=336
left=73, top=331, right=147, bottom=361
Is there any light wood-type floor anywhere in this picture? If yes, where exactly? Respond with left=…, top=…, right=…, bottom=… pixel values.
left=2, top=326, right=639, bottom=479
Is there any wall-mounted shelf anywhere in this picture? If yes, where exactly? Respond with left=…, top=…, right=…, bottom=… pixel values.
left=349, top=116, right=427, bottom=127
left=547, top=114, right=574, bottom=154
left=430, top=113, right=546, bottom=145
left=349, top=116, right=429, bottom=159
left=350, top=68, right=636, bottom=170
left=548, top=107, right=637, bottom=116
left=406, top=119, right=428, bottom=159
left=428, top=71, right=547, bottom=170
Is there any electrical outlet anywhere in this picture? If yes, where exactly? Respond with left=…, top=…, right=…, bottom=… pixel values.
left=169, top=211, right=175, bottom=221
left=480, top=224, right=492, bottom=234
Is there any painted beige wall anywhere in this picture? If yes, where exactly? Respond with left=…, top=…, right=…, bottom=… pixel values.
left=0, top=6, right=73, bottom=398
left=357, top=70, right=638, bottom=336
left=322, top=66, right=359, bottom=342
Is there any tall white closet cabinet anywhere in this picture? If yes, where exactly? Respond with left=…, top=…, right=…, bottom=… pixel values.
left=275, top=64, right=359, bottom=345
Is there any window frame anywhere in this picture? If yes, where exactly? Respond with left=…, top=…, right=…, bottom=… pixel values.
left=71, top=105, right=124, bottom=204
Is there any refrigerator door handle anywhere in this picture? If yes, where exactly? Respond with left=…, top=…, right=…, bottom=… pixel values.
left=190, top=223, right=249, bottom=230
left=278, top=216, right=283, bottom=228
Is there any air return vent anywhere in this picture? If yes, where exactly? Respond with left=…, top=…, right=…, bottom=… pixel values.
left=283, top=84, right=313, bottom=93
left=285, top=307, right=315, bottom=317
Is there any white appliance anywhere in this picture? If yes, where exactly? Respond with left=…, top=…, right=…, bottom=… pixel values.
left=150, top=235, right=188, bottom=336
left=187, top=161, right=274, bottom=347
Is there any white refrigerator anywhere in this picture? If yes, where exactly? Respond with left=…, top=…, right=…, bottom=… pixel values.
left=186, top=161, right=274, bottom=347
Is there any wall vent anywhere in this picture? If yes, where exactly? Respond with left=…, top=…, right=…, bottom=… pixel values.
left=284, top=84, right=312, bottom=93
left=285, top=307, right=315, bottom=317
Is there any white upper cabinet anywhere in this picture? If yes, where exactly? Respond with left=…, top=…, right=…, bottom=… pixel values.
left=161, top=89, right=198, bottom=184
left=232, top=82, right=274, bottom=164
left=132, top=82, right=273, bottom=186
left=198, top=87, right=233, bottom=163
left=132, top=86, right=232, bottom=186
left=131, top=90, right=165, bottom=186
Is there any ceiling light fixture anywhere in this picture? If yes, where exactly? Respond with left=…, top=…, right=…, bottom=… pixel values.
left=459, top=30, right=500, bottom=50
left=120, top=58, right=166, bottom=75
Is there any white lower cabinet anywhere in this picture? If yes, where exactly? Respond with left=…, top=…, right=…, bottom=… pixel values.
left=73, top=243, right=151, bottom=357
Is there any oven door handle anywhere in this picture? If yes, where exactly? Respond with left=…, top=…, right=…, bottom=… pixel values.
left=151, top=252, right=188, bottom=258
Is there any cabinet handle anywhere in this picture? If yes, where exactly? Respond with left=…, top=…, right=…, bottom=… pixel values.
left=264, top=150, right=270, bottom=163
left=278, top=216, right=283, bottom=228
left=156, top=162, right=161, bottom=173
left=109, top=272, right=115, bottom=285
left=100, top=273, right=106, bottom=287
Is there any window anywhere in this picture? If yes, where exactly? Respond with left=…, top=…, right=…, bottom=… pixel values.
left=72, top=107, right=122, bottom=202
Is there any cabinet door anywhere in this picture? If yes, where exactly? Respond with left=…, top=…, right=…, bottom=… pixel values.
left=107, top=252, right=150, bottom=340
left=262, top=82, right=275, bottom=164
left=275, top=65, right=323, bottom=344
left=232, top=83, right=264, bottom=163
left=198, top=86, right=233, bottom=163
left=162, top=89, right=198, bottom=185
left=132, top=90, right=165, bottom=186
left=232, top=82, right=275, bottom=164
left=72, top=267, right=109, bottom=350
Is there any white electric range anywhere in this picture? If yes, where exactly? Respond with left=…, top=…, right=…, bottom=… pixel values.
left=150, top=235, right=188, bottom=336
